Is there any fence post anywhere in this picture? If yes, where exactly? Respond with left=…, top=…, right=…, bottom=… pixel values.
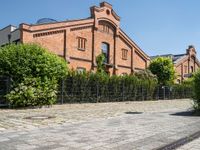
left=157, top=86, right=159, bottom=100
left=122, top=80, right=125, bottom=101
left=141, top=86, right=144, bottom=101
left=6, top=77, right=11, bottom=94
left=96, top=82, right=99, bottom=103
left=162, top=86, right=165, bottom=100
left=61, top=79, right=64, bottom=104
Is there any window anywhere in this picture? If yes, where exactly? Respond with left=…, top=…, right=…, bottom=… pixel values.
left=76, top=67, right=86, bottom=73
left=122, top=49, right=128, bottom=60
left=191, top=66, right=194, bottom=73
left=184, top=65, right=187, bottom=73
left=101, top=43, right=109, bottom=63
left=77, top=37, right=86, bottom=50
left=103, top=25, right=109, bottom=33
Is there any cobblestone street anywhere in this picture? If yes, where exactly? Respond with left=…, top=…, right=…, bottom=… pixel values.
left=0, top=99, right=200, bottom=150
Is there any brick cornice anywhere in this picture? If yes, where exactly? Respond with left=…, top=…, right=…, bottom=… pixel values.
left=21, top=22, right=93, bottom=33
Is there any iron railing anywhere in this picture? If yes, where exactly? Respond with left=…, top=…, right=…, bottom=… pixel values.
left=0, top=77, right=193, bottom=106
left=57, top=78, right=193, bottom=104
left=0, top=76, right=10, bottom=106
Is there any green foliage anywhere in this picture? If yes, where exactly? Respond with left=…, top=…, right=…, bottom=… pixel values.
left=170, top=82, right=193, bottom=99
left=96, top=54, right=106, bottom=75
left=193, top=70, right=200, bottom=111
left=6, top=77, right=57, bottom=107
left=0, top=44, right=67, bottom=82
left=134, top=70, right=158, bottom=99
left=60, top=70, right=158, bottom=103
left=0, top=44, right=67, bottom=107
left=58, top=69, right=191, bottom=103
left=149, top=57, right=175, bottom=85
left=135, top=69, right=157, bottom=81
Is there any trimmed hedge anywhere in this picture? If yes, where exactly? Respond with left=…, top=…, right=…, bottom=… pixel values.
left=58, top=70, right=158, bottom=103
left=57, top=70, right=193, bottom=103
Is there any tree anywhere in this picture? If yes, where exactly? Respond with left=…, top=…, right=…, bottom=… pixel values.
left=96, top=54, right=107, bottom=75
left=149, top=57, right=175, bottom=85
left=0, top=44, right=67, bottom=107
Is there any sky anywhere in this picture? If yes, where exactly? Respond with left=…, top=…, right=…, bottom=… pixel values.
left=1, top=0, right=200, bottom=58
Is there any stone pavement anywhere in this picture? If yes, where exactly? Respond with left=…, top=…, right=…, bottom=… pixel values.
left=177, top=137, right=200, bottom=150
left=0, top=99, right=199, bottom=150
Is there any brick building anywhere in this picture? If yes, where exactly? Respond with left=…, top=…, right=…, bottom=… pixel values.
left=0, top=2, right=150, bottom=75
left=151, top=45, right=200, bottom=83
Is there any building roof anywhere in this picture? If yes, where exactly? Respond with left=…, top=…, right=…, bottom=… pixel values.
left=151, top=53, right=187, bottom=64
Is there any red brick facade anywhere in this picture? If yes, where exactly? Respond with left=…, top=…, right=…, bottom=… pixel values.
left=175, top=46, right=200, bottom=83
left=19, top=2, right=149, bottom=75
left=151, top=45, right=200, bottom=83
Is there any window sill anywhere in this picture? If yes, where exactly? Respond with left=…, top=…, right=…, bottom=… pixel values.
left=78, top=48, right=86, bottom=51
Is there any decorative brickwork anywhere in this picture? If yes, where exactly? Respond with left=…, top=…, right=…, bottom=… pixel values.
left=33, top=30, right=65, bottom=38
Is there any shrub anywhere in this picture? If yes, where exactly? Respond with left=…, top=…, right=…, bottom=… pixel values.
left=193, top=70, right=200, bottom=111
left=6, top=77, right=57, bottom=107
left=0, top=44, right=67, bottom=107
left=96, top=54, right=107, bottom=75
left=149, top=57, right=175, bottom=85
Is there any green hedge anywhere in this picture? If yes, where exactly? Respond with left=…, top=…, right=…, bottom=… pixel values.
left=170, top=83, right=193, bottom=99
left=58, top=70, right=158, bottom=103
left=193, top=70, right=200, bottom=111
left=57, top=70, right=193, bottom=103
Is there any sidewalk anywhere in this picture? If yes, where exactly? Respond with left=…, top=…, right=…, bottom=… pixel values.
left=0, top=99, right=199, bottom=150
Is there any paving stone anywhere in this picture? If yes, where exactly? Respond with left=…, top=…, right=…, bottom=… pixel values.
left=0, top=137, right=10, bottom=142
left=177, top=137, right=200, bottom=150
left=16, top=144, right=38, bottom=150
left=0, top=99, right=199, bottom=149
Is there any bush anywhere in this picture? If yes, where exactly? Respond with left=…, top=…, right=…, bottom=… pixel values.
left=6, top=77, right=57, bottom=107
left=149, top=57, right=175, bottom=85
left=193, top=70, right=200, bottom=111
left=0, top=44, right=67, bottom=107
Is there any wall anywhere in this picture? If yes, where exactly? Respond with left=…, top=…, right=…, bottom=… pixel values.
left=19, top=2, right=149, bottom=75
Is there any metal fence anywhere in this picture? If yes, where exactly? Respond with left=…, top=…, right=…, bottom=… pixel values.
left=0, top=77, right=193, bottom=106
left=57, top=79, right=193, bottom=104
left=154, top=86, right=192, bottom=100
left=0, top=76, right=10, bottom=106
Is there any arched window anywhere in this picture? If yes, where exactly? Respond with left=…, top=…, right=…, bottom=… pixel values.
left=101, top=42, right=109, bottom=63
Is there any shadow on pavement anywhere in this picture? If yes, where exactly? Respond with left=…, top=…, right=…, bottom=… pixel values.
left=171, top=110, right=200, bottom=117
left=125, top=112, right=143, bottom=115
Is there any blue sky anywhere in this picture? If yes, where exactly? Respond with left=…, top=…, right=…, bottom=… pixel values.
left=1, top=0, right=200, bottom=58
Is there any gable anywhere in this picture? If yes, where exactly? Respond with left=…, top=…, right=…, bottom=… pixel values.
left=90, top=2, right=120, bottom=30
